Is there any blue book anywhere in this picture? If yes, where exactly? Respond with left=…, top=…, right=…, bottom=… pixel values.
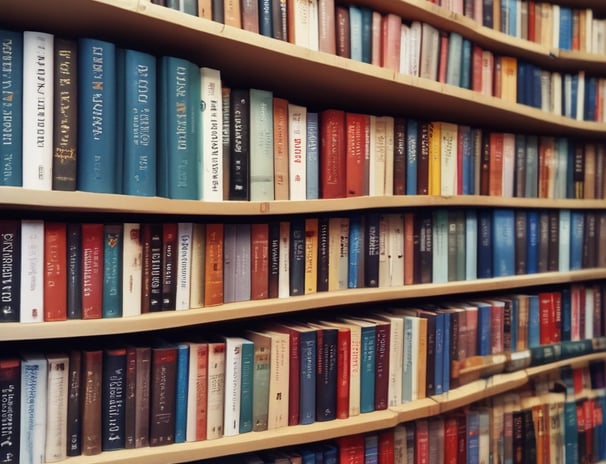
left=360, top=7, right=373, bottom=64
left=119, top=49, right=157, bottom=196
left=563, top=399, right=578, bottom=464
left=524, top=136, right=539, bottom=198
left=558, top=7, right=573, bottom=50
left=461, top=38, right=472, bottom=89
left=508, top=0, right=517, bottom=36
left=492, top=209, right=515, bottom=277
left=433, top=312, right=445, bottom=395
left=102, top=224, right=123, bottom=318
left=322, top=444, right=338, bottom=464
left=476, top=302, right=492, bottom=355
left=526, top=210, right=539, bottom=274
left=300, top=449, right=316, bottom=464
left=527, top=294, right=540, bottom=348
left=530, top=64, right=542, bottom=109
left=349, top=5, right=363, bottom=62
left=306, top=112, right=319, bottom=199
left=566, top=141, right=575, bottom=199
left=466, top=409, right=480, bottom=464
left=348, top=214, right=362, bottom=288
left=405, top=119, right=418, bottom=195
left=465, top=209, right=477, bottom=280
left=298, top=326, right=317, bottom=425
left=158, top=56, right=200, bottom=199
left=570, top=210, right=584, bottom=270
left=174, top=343, right=189, bottom=443
left=441, top=311, right=451, bottom=393
left=0, top=29, right=23, bottom=186
left=239, top=338, right=254, bottom=433
left=560, top=286, right=571, bottom=342
left=584, top=76, right=597, bottom=121
left=78, top=38, right=118, bottom=193
left=364, top=434, right=378, bottom=464
left=459, top=125, right=473, bottom=194
left=476, top=209, right=493, bottom=278
left=570, top=74, right=578, bottom=119
left=258, top=0, right=272, bottom=37
left=516, top=61, right=527, bottom=105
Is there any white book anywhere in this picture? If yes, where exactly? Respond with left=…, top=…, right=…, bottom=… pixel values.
left=576, top=71, right=585, bottom=121
left=22, top=31, right=54, bottom=190
left=122, top=223, right=142, bottom=317
left=291, top=0, right=312, bottom=49
left=200, top=67, right=223, bottom=201
left=408, top=21, right=422, bottom=77
left=439, top=122, right=458, bottom=196
left=501, top=133, right=515, bottom=197
left=480, top=50, right=494, bottom=96
left=265, top=330, right=289, bottom=430
left=287, top=104, right=307, bottom=200
left=551, top=72, right=562, bottom=116
left=399, top=24, right=410, bottom=75
left=432, top=209, right=448, bottom=284
left=175, top=222, right=193, bottom=310
left=278, top=221, right=290, bottom=298
left=540, top=70, right=552, bottom=113
left=185, top=341, right=207, bottom=442
left=20, top=219, right=44, bottom=323
left=465, top=210, right=477, bottom=280
left=189, top=223, right=205, bottom=309
left=419, top=23, right=439, bottom=81
left=249, top=88, right=274, bottom=201
left=20, top=353, right=48, bottom=464
left=387, top=213, right=404, bottom=287
left=308, top=0, right=319, bottom=51
left=45, top=353, right=69, bottom=463
left=206, top=341, right=225, bottom=440
left=374, top=313, right=404, bottom=407
left=551, top=4, right=560, bottom=49
left=222, top=337, right=244, bottom=436
left=558, top=209, right=570, bottom=272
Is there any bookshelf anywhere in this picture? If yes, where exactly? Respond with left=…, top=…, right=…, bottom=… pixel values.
left=2, top=0, right=606, bottom=462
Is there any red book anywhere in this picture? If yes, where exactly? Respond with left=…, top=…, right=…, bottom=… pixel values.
left=337, top=434, right=365, bottom=464
left=437, top=32, right=449, bottom=83
left=250, top=223, right=269, bottom=300
left=334, top=324, right=351, bottom=419
left=345, top=112, right=369, bottom=197
left=527, top=0, right=536, bottom=42
left=44, top=221, right=67, bottom=321
left=204, top=223, right=224, bottom=306
left=488, top=132, right=504, bottom=196
left=444, top=415, right=459, bottom=464
left=403, top=212, right=415, bottom=285
left=81, top=223, right=104, bottom=320
left=191, top=342, right=209, bottom=442
left=471, top=44, right=483, bottom=92
left=378, top=428, right=395, bottom=464
left=380, top=13, right=401, bottom=71
left=539, top=291, right=556, bottom=345
left=320, top=109, right=346, bottom=199
left=415, top=418, right=430, bottom=464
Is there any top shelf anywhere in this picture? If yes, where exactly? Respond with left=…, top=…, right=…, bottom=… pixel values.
left=1, top=0, right=606, bottom=137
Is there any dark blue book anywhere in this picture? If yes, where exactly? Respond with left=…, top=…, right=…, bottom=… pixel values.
left=289, top=217, right=305, bottom=296
left=466, top=409, right=480, bottom=464
left=461, top=38, right=472, bottom=89
left=459, top=125, right=473, bottom=195
left=433, top=311, right=445, bottom=395
left=531, top=64, right=542, bottom=109
left=584, top=76, right=597, bottom=122
left=560, top=286, right=572, bottom=342
left=441, top=310, right=451, bottom=393
left=517, top=61, right=527, bottom=105
left=314, top=324, right=338, bottom=422
left=306, top=111, right=319, bottom=199
left=558, top=7, right=573, bottom=50
left=78, top=38, right=118, bottom=193
left=364, top=213, right=380, bottom=287
left=526, top=209, right=539, bottom=274
left=300, top=449, right=316, bottom=464
left=348, top=214, right=363, bottom=288
left=158, top=56, right=200, bottom=199
left=316, top=217, right=330, bottom=292
left=476, top=209, right=493, bottom=278
left=360, top=7, right=372, bottom=64
left=492, top=209, right=515, bottom=277
left=102, top=224, right=123, bottom=318
left=119, top=48, right=157, bottom=196
left=0, top=29, right=23, bottom=187
left=174, top=343, right=189, bottom=443
left=527, top=294, right=540, bottom=348
left=364, top=434, right=378, bottom=464
left=476, top=302, right=492, bottom=356
left=258, top=0, right=272, bottom=37
left=405, top=118, right=418, bottom=195
left=570, top=210, right=584, bottom=270
left=102, top=347, right=127, bottom=450
left=239, top=338, right=254, bottom=433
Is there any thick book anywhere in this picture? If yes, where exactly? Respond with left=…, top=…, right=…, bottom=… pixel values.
left=492, top=208, right=515, bottom=277
left=23, top=31, right=53, bottom=190
left=0, top=357, right=21, bottom=463
left=149, top=342, right=178, bottom=446
left=238, top=338, right=254, bottom=434
left=158, top=56, right=200, bottom=199
left=102, top=347, right=127, bottom=450
left=140, top=222, right=162, bottom=313
left=272, top=97, right=289, bottom=200
left=19, top=353, right=47, bottom=463
left=229, top=88, right=250, bottom=200
left=52, top=37, right=78, bottom=191
left=249, top=88, right=274, bottom=201
left=44, top=221, right=67, bottom=321
left=0, top=220, right=21, bottom=322
left=345, top=112, right=370, bottom=197
left=200, top=67, right=223, bottom=201
left=0, top=29, right=23, bottom=187
left=77, top=38, right=118, bottom=193
left=120, top=48, right=157, bottom=196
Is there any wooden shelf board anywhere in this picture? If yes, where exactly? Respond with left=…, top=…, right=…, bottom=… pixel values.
left=525, top=351, right=606, bottom=378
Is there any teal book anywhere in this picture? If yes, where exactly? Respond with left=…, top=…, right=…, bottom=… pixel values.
left=347, top=214, right=363, bottom=288
left=120, top=48, right=157, bottom=196
left=460, top=38, right=472, bottom=89
left=174, top=343, right=189, bottom=443
left=405, top=118, right=418, bottom=195
left=0, top=29, right=23, bottom=186
left=78, top=38, right=118, bottom=193
left=446, top=32, right=462, bottom=87
left=158, top=56, right=200, bottom=199
left=249, top=88, right=274, bottom=201
left=102, top=224, right=123, bottom=318
left=563, top=398, right=578, bottom=464
left=349, top=5, right=363, bottom=62
left=360, top=7, right=372, bottom=64
left=239, top=338, right=254, bottom=433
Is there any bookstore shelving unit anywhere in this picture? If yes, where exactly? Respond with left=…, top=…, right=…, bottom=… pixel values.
left=2, top=0, right=606, bottom=462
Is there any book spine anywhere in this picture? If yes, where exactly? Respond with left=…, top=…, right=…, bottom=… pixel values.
left=0, top=220, right=21, bottom=322
left=299, top=329, right=317, bottom=424
left=364, top=213, right=380, bottom=287
left=315, top=328, right=338, bottom=421
left=101, top=348, right=126, bottom=451
left=249, top=88, right=274, bottom=201
left=0, top=358, right=20, bottom=463
left=174, top=343, right=189, bottom=443
left=44, top=221, right=67, bottom=321
left=229, top=88, right=250, bottom=200
left=149, top=345, right=177, bottom=446
left=200, top=67, right=223, bottom=201
left=66, top=350, right=81, bottom=456
left=20, top=220, right=44, bottom=322
left=239, top=340, right=254, bottom=433
left=102, top=223, right=123, bottom=318
left=81, top=350, right=102, bottom=455
left=19, top=355, right=47, bottom=462
left=317, top=217, right=330, bottom=292
left=289, top=218, right=305, bottom=296
left=306, top=111, right=320, bottom=199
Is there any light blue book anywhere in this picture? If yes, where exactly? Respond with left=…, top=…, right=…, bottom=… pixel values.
left=349, top=5, right=363, bottom=62
left=348, top=215, right=362, bottom=288
left=306, top=112, right=319, bottom=199
left=527, top=294, right=540, bottom=348
left=569, top=210, right=584, bottom=270
left=446, top=32, right=463, bottom=87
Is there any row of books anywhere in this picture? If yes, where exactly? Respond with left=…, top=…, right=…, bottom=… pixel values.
left=3, top=290, right=606, bottom=462
left=432, top=0, right=606, bottom=56
left=4, top=30, right=606, bottom=201
left=2, top=208, right=605, bottom=322
left=196, top=362, right=606, bottom=464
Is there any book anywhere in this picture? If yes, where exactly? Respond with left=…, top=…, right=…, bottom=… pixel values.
left=80, top=223, right=104, bottom=318
left=158, top=56, right=200, bottom=199
left=102, top=223, right=123, bottom=318
left=66, top=350, right=81, bottom=456
left=345, top=112, right=369, bottom=197
left=78, top=38, right=118, bottom=193
left=23, top=31, right=54, bottom=190
left=189, top=223, right=205, bottom=309
left=19, top=220, right=44, bottom=323
left=304, top=218, right=318, bottom=294
left=289, top=218, right=306, bottom=296
left=0, top=357, right=21, bottom=463
left=204, top=223, right=224, bottom=306
left=52, top=37, right=78, bottom=191
left=174, top=343, right=189, bottom=443
left=160, top=222, right=178, bottom=311
left=122, top=223, right=142, bottom=317
left=42, top=222, right=67, bottom=322
left=0, top=29, right=22, bottom=187
left=288, top=103, right=307, bottom=200
left=19, top=353, right=47, bottom=463
left=102, top=347, right=127, bottom=450
left=223, top=223, right=251, bottom=303
left=306, top=112, right=320, bottom=200
left=185, top=342, right=208, bottom=442
left=311, top=322, right=338, bottom=421
left=272, top=97, right=289, bottom=200
left=81, top=349, right=102, bottom=455
left=245, top=330, right=271, bottom=431
left=265, top=330, right=290, bottom=429
left=223, top=336, right=244, bottom=436
left=120, top=48, right=157, bottom=196
left=238, top=338, right=254, bottom=434
left=44, top=353, right=69, bottom=462
left=249, top=88, right=274, bottom=201
left=200, top=67, right=223, bottom=201
left=149, top=342, right=178, bottom=446
left=251, top=222, right=269, bottom=300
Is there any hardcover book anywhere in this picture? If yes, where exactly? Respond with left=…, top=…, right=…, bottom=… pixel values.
left=20, top=353, right=48, bottom=463
left=0, top=221, right=20, bottom=322
left=44, top=353, right=69, bottom=462
left=0, top=358, right=20, bottom=463
left=200, top=67, right=223, bottom=201
left=20, top=220, right=45, bottom=323
left=102, top=348, right=127, bottom=450
left=320, top=109, right=346, bottom=199
left=288, top=103, right=307, bottom=200
left=250, top=88, right=275, bottom=201
left=149, top=342, right=178, bottom=446
left=44, top=222, right=67, bottom=321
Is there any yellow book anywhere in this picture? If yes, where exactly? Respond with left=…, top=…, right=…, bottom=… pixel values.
left=304, top=218, right=318, bottom=294
left=428, top=121, right=441, bottom=196
left=500, top=57, right=518, bottom=103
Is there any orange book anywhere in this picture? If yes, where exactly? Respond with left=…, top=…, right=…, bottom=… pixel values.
left=380, top=13, right=401, bottom=72
left=583, top=143, right=596, bottom=200
left=204, top=223, right=224, bottom=306
left=304, top=218, right=318, bottom=294
left=273, top=97, right=290, bottom=200
left=320, top=109, right=346, bottom=199
left=81, top=223, right=104, bottom=320
left=428, top=121, right=441, bottom=196
left=44, top=221, right=67, bottom=321
left=251, top=222, right=269, bottom=300
left=488, top=132, right=504, bottom=196
left=197, top=0, right=211, bottom=18
left=345, top=112, right=369, bottom=197
left=223, top=0, right=241, bottom=28
left=499, top=57, right=517, bottom=103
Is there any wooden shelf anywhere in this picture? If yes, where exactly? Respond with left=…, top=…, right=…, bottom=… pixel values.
left=2, top=269, right=605, bottom=341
